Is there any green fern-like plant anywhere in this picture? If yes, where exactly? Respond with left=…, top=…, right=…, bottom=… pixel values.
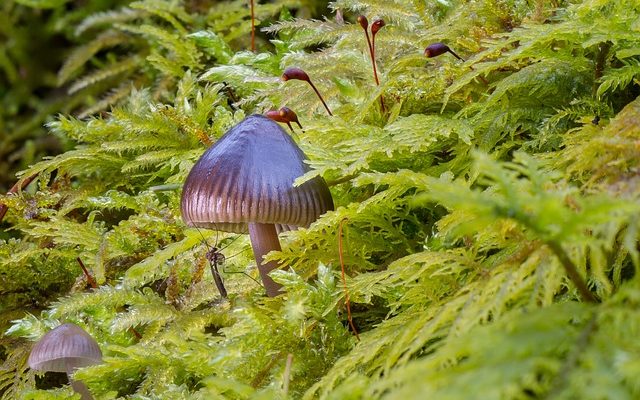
left=2, top=0, right=640, bottom=399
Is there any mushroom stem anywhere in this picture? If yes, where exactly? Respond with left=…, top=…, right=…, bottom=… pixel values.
left=65, top=361, right=93, bottom=400
left=248, top=222, right=283, bottom=297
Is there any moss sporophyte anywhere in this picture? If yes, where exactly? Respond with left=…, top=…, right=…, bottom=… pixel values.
left=282, top=67, right=333, bottom=116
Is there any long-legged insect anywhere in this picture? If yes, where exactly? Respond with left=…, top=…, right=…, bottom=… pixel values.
left=195, top=224, right=261, bottom=297
left=205, top=244, right=228, bottom=298
left=212, top=234, right=264, bottom=287
left=195, top=225, right=240, bottom=298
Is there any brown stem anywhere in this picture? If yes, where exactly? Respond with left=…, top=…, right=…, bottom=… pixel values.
left=69, top=378, right=93, bottom=400
left=248, top=222, right=283, bottom=297
left=128, top=326, right=143, bottom=339
left=250, top=0, right=256, bottom=52
left=546, top=241, right=597, bottom=303
left=307, top=80, right=333, bottom=116
left=286, top=122, right=295, bottom=134
left=447, top=48, right=464, bottom=62
left=282, top=68, right=332, bottom=116
left=360, top=19, right=385, bottom=113
left=370, top=35, right=386, bottom=113
left=76, top=258, right=98, bottom=289
left=443, top=46, right=490, bottom=85
left=338, top=219, right=360, bottom=340
left=363, top=30, right=377, bottom=84
left=0, top=173, right=38, bottom=223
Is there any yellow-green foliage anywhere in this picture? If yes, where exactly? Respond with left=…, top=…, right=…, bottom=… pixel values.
left=2, top=0, right=640, bottom=399
left=0, top=0, right=133, bottom=193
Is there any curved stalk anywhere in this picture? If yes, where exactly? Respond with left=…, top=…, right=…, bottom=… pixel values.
left=282, top=68, right=333, bottom=116
left=546, top=241, right=597, bottom=303
left=250, top=0, right=255, bottom=52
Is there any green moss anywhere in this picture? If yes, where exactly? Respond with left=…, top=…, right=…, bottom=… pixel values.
left=2, top=0, right=640, bottom=398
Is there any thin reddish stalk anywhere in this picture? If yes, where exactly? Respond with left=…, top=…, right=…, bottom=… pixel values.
left=448, top=48, right=464, bottom=61
left=307, top=81, right=333, bottom=116
left=338, top=218, right=360, bottom=341
left=546, top=241, right=597, bottom=303
left=250, top=0, right=256, bottom=52
left=371, top=35, right=379, bottom=84
left=363, top=30, right=377, bottom=85
left=282, top=68, right=333, bottom=116
left=359, top=17, right=385, bottom=113
left=76, top=257, right=98, bottom=289
left=128, top=326, right=143, bottom=339
left=371, top=20, right=385, bottom=86
left=0, top=173, right=38, bottom=223
left=371, top=33, right=386, bottom=113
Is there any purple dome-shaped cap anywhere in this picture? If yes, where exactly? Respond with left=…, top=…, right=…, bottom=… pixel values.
left=28, top=323, right=102, bottom=372
left=181, top=114, right=334, bottom=233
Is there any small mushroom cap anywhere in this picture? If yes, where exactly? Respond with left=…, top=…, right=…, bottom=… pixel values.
left=181, top=114, right=334, bottom=233
left=424, top=42, right=449, bottom=58
left=28, top=323, right=102, bottom=372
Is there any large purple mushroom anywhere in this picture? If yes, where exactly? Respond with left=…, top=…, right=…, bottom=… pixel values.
left=181, top=114, right=334, bottom=297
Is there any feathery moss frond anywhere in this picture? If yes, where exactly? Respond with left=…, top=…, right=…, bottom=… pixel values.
left=4, top=0, right=640, bottom=398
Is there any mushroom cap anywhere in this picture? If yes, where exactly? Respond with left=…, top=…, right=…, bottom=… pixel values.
left=181, top=114, right=333, bottom=233
left=28, top=323, right=102, bottom=372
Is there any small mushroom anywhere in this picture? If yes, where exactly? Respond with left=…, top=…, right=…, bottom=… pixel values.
left=28, top=323, right=102, bottom=400
left=181, top=115, right=334, bottom=297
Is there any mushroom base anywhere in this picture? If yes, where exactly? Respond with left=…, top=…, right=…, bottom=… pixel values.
left=248, top=222, right=283, bottom=297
